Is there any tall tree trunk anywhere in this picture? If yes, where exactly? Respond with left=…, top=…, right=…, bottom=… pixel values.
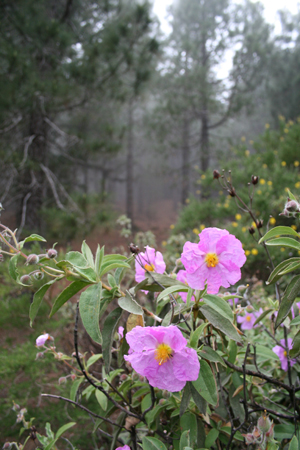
left=181, top=115, right=190, bottom=204
left=126, top=99, right=134, bottom=221
left=200, top=110, right=209, bottom=172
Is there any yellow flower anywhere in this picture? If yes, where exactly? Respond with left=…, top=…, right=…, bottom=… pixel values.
left=200, top=224, right=205, bottom=231
left=232, top=222, right=238, bottom=227
left=219, top=191, right=223, bottom=195
left=284, top=128, right=289, bottom=134
left=298, top=250, right=300, bottom=255
left=194, top=165, right=199, bottom=170
left=196, top=179, right=201, bottom=184
left=245, top=250, right=251, bottom=256
left=245, top=150, right=250, bottom=157
left=217, top=203, right=221, bottom=207
left=281, top=161, right=286, bottom=166
left=274, top=150, right=278, bottom=154
left=265, top=123, right=270, bottom=129
left=242, top=227, right=247, bottom=232
left=280, top=248, right=285, bottom=252
left=193, top=228, right=199, bottom=235
left=170, top=224, right=175, bottom=229
left=235, top=214, right=242, bottom=220
left=196, top=190, right=201, bottom=195
left=201, top=174, right=206, bottom=180
left=269, top=217, right=276, bottom=225
left=185, top=198, right=190, bottom=203
left=257, top=190, right=262, bottom=195
left=252, top=221, right=256, bottom=228
left=294, top=161, right=300, bottom=167
left=291, top=225, right=297, bottom=230
left=224, top=203, right=229, bottom=208
left=284, top=187, right=289, bottom=192
left=295, top=182, right=300, bottom=188
left=297, top=117, right=300, bottom=124
left=259, top=179, right=266, bottom=185
left=267, top=180, right=272, bottom=186
left=162, top=241, right=167, bottom=247
left=251, top=248, right=258, bottom=255
left=278, top=115, right=285, bottom=121
left=249, top=140, right=254, bottom=145
left=241, top=136, right=246, bottom=142
left=280, top=137, right=284, bottom=142
left=289, top=120, right=294, bottom=126
left=262, top=163, right=268, bottom=168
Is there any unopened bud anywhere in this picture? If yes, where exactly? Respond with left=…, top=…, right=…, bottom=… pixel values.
left=58, top=377, right=67, bottom=385
left=228, top=188, right=236, bottom=197
left=159, top=399, right=166, bottom=405
left=26, top=254, right=39, bottom=265
left=20, top=275, right=32, bottom=285
left=242, top=433, right=256, bottom=444
left=257, top=219, right=263, bottom=229
left=3, top=443, right=12, bottom=449
left=248, top=226, right=255, bottom=235
left=132, top=373, right=139, bottom=381
left=265, top=423, right=274, bottom=440
left=31, top=271, right=44, bottom=281
left=251, top=175, right=259, bottom=185
left=162, top=390, right=171, bottom=399
left=286, top=200, right=300, bottom=212
left=47, top=248, right=57, bottom=259
left=70, top=374, right=76, bottom=381
left=213, top=170, right=221, bottom=179
left=120, top=374, right=128, bottom=381
left=35, top=352, right=45, bottom=360
left=12, top=402, right=20, bottom=411
left=129, top=243, right=140, bottom=254
left=246, top=305, right=253, bottom=312
left=257, top=413, right=272, bottom=433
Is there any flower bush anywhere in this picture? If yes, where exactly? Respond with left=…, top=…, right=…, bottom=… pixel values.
left=2, top=180, right=300, bottom=450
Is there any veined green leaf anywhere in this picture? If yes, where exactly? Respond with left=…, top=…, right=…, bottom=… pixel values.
left=278, top=261, right=300, bottom=276
left=79, top=283, right=102, bottom=344
left=141, top=436, right=168, bottom=450
left=290, top=329, right=300, bottom=358
left=100, top=261, right=130, bottom=277
left=267, top=258, right=300, bottom=284
left=200, top=305, right=241, bottom=342
left=192, top=360, right=218, bottom=406
left=95, top=245, right=104, bottom=278
left=30, top=279, right=57, bottom=326
left=50, top=280, right=89, bottom=317
left=275, top=275, right=300, bottom=328
left=65, top=251, right=88, bottom=268
left=118, top=292, right=143, bottom=315
left=202, top=294, right=233, bottom=322
left=199, top=346, right=226, bottom=367
left=259, top=226, right=299, bottom=243
left=190, top=322, right=209, bottom=349
left=253, top=308, right=273, bottom=326
left=81, top=241, right=94, bottom=268
left=102, top=307, right=123, bottom=372
left=55, top=422, right=76, bottom=439
left=290, top=315, right=300, bottom=326
left=157, top=284, right=188, bottom=302
left=265, top=237, right=300, bottom=252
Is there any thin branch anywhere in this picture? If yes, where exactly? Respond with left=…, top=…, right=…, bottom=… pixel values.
left=0, top=114, right=22, bottom=134
left=19, top=135, right=35, bottom=170
left=16, top=192, right=32, bottom=239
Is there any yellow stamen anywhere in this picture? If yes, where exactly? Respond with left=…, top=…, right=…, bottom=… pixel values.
left=246, top=315, right=251, bottom=322
left=205, top=252, right=219, bottom=268
left=144, top=263, right=155, bottom=272
left=155, top=343, right=173, bottom=366
left=284, top=351, right=287, bottom=357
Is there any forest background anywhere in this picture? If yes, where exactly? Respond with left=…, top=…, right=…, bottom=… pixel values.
left=2, top=0, right=300, bottom=446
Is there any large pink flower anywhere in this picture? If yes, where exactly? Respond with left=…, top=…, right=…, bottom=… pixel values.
left=237, top=308, right=263, bottom=330
left=135, top=246, right=166, bottom=283
left=181, top=228, right=246, bottom=294
left=176, top=269, right=195, bottom=302
left=124, top=326, right=200, bottom=392
left=272, top=338, right=296, bottom=371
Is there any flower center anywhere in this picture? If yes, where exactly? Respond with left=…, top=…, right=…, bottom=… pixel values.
left=144, top=263, right=155, bottom=272
left=155, top=343, right=173, bottom=365
left=205, top=252, right=219, bottom=268
left=284, top=350, right=287, bottom=357
left=246, top=316, right=252, bottom=322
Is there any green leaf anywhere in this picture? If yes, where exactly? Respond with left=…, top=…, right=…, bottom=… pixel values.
left=102, top=307, right=123, bottom=372
left=180, top=430, right=190, bottom=450
left=199, top=346, right=226, bottom=367
left=259, top=226, right=299, bottom=243
left=202, top=294, right=233, bottom=322
left=220, top=427, right=244, bottom=442
left=55, top=422, right=76, bottom=439
left=265, top=237, right=300, bottom=252
left=30, top=279, right=57, bottom=326
left=255, top=345, right=279, bottom=361
left=19, top=234, right=47, bottom=249
left=79, top=283, right=102, bottom=344
left=70, top=377, right=84, bottom=402
left=142, top=436, right=168, bottom=450
left=81, top=241, right=94, bottom=268
left=275, top=275, right=300, bottom=328
left=278, top=261, right=300, bottom=276
left=253, top=308, right=273, bottom=326
left=287, top=189, right=297, bottom=201
left=290, top=330, right=300, bottom=358
left=157, top=284, right=188, bottom=302
left=100, top=261, right=131, bottom=277
left=205, top=429, right=219, bottom=449
left=50, top=280, right=89, bottom=317
left=190, top=323, right=209, bottom=349
left=288, top=435, right=298, bottom=450
left=86, top=354, right=102, bottom=368
left=180, top=412, right=197, bottom=447
left=107, top=273, right=116, bottom=288
left=267, top=258, right=300, bottom=284
left=274, top=423, right=296, bottom=440
left=65, top=251, right=88, bottom=268
left=180, top=382, right=192, bottom=416
left=9, top=254, right=19, bottom=281
left=136, top=273, right=183, bottom=293
left=95, top=245, right=104, bottom=278
left=200, top=305, right=241, bottom=342
left=290, top=315, right=300, bottom=326
left=192, top=360, right=218, bottom=406
left=118, top=292, right=143, bottom=315
left=190, top=382, right=207, bottom=414
left=95, top=390, right=108, bottom=411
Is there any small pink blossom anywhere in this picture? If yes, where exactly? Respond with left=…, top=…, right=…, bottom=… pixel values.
left=135, top=246, right=166, bottom=284
left=118, top=326, right=124, bottom=339
left=181, top=228, right=246, bottom=294
left=176, top=270, right=195, bottom=302
left=124, top=326, right=200, bottom=392
left=36, top=333, right=50, bottom=347
left=237, top=308, right=263, bottom=330
left=272, top=338, right=296, bottom=371
left=115, top=446, right=131, bottom=450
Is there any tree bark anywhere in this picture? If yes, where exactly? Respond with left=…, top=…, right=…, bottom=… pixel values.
left=181, top=114, right=190, bottom=204
left=126, top=99, right=134, bottom=221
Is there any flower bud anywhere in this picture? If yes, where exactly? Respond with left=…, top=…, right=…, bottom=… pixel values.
left=257, top=413, right=272, bottom=433
left=251, top=175, right=259, bottom=185
left=119, top=374, right=128, bottom=381
left=20, top=274, right=32, bottom=285
left=265, top=422, right=274, bottom=440
left=70, top=373, right=76, bottom=381
left=12, top=402, right=20, bottom=411
left=228, top=188, right=236, bottom=197
left=213, top=170, right=221, bottom=179
left=132, top=373, right=139, bottom=381
left=248, top=226, right=255, bottom=235
left=47, top=248, right=58, bottom=259
left=58, top=377, right=67, bottom=385
left=257, top=219, right=263, bottom=229
left=26, top=254, right=39, bottom=265
left=242, top=433, right=256, bottom=444
left=159, top=399, right=166, bottom=405
left=286, top=199, right=300, bottom=212
left=246, top=305, right=253, bottom=312
left=31, top=271, right=44, bottom=281
left=3, top=442, right=12, bottom=449
left=35, top=352, right=45, bottom=360
left=129, top=243, right=140, bottom=254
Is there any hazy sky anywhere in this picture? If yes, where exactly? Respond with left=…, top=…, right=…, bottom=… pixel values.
left=153, top=0, right=300, bottom=35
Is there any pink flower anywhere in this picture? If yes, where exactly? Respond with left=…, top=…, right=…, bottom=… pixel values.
left=124, top=326, right=200, bottom=392
left=135, top=246, right=166, bottom=284
left=176, top=270, right=195, bottom=302
left=272, top=338, right=296, bottom=371
left=237, top=308, right=263, bottom=330
left=36, top=333, right=50, bottom=347
left=181, top=228, right=246, bottom=294
left=118, top=326, right=124, bottom=339
left=115, top=446, right=130, bottom=450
